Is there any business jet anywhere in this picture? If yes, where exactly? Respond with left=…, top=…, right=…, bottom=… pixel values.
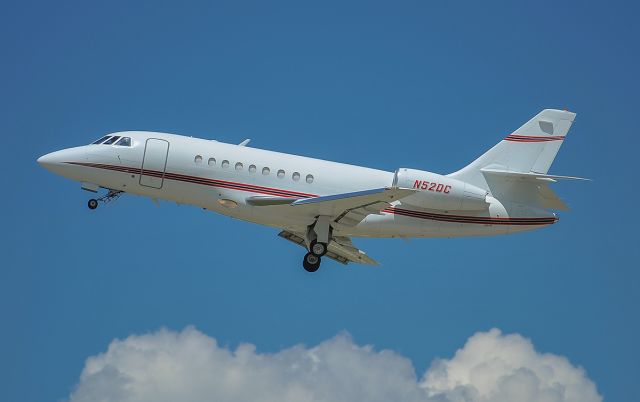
left=38, top=109, right=585, bottom=272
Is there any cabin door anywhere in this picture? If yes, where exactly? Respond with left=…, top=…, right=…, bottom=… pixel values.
left=140, top=138, right=169, bottom=189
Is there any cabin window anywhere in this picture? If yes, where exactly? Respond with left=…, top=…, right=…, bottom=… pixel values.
left=222, top=160, right=229, bottom=168
left=103, top=136, right=120, bottom=145
left=277, top=169, right=285, bottom=178
left=92, top=135, right=111, bottom=144
left=114, top=137, right=131, bottom=147
left=249, top=164, right=257, bottom=173
left=208, top=158, right=216, bottom=166
left=306, top=174, right=314, bottom=184
left=292, top=172, right=300, bottom=181
left=235, top=162, right=243, bottom=171
left=194, top=155, right=203, bottom=164
left=262, top=167, right=270, bottom=175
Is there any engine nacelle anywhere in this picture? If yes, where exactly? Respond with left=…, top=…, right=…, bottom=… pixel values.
left=393, top=168, right=489, bottom=211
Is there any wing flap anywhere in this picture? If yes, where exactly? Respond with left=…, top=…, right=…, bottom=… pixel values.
left=278, top=231, right=379, bottom=266
left=278, top=230, right=306, bottom=247
left=329, top=237, right=378, bottom=265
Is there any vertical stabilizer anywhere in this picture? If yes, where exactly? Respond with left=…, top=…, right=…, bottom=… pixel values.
left=448, top=109, right=576, bottom=191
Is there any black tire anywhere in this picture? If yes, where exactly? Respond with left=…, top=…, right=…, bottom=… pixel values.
left=309, top=240, right=328, bottom=256
left=88, top=199, right=98, bottom=210
left=303, top=252, right=321, bottom=272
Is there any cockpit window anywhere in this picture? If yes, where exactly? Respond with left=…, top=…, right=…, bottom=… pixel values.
left=92, top=135, right=111, bottom=144
left=114, top=137, right=131, bottom=147
left=103, top=136, right=120, bottom=145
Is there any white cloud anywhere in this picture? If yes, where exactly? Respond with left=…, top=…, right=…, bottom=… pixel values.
left=420, top=329, right=601, bottom=402
left=68, top=327, right=601, bottom=402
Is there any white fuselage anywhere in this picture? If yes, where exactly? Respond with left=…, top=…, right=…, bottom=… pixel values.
left=38, top=131, right=557, bottom=239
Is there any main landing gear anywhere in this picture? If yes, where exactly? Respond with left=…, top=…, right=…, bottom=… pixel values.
left=88, top=190, right=123, bottom=210
left=303, top=252, right=321, bottom=272
left=310, top=239, right=328, bottom=257
left=301, top=216, right=331, bottom=273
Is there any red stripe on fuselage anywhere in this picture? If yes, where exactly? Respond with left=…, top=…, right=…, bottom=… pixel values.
left=67, top=162, right=556, bottom=226
left=383, top=207, right=556, bottom=226
left=67, top=162, right=315, bottom=198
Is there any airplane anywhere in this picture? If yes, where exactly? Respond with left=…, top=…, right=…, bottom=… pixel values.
left=37, top=109, right=586, bottom=272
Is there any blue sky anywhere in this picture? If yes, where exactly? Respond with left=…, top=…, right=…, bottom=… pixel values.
left=1, top=1, right=638, bottom=401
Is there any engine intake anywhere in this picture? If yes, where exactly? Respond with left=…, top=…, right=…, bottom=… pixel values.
left=393, top=168, right=489, bottom=211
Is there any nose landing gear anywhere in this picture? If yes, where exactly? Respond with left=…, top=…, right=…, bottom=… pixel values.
left=87, top=190, right=123, bottom=210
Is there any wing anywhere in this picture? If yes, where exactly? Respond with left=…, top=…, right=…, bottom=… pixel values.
left=278, top=231, right=378, bottom=265
left=248, top=187, right=416, bottom=226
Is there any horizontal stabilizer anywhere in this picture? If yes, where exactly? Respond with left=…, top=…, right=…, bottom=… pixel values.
left=481, top=168, right=590, bottom=182
left=481, top=169, right=573, bottom=211
left=537, top=183, right=569, bottom=211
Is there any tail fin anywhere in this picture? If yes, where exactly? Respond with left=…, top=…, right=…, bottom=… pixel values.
left=448, top=109, right=576, bottom=191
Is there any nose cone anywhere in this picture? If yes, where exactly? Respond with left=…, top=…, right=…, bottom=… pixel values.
left=37, top=147, right=87, bottom=178
left=37, top=152, right=57, bottom=168
left=37, top=150, right=67, bottom=171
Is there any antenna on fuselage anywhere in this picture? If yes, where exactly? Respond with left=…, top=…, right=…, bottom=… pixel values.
left=238, top=139, right=251, bottom=147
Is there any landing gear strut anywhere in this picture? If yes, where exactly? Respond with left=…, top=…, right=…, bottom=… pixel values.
left=303, top=252, right=321, bottom=272
left=87, top=190, right=123, bottom=210
left=301, top=216, right=331, bottom=272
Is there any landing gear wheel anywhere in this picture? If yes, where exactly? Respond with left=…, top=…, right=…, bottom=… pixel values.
left=303, top=252, right=321, bottom=272
left=86, top=190, right=123, bottom=210
left=310, top=240, right=328, bottom=256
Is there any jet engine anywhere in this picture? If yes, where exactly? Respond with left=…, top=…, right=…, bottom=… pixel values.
left=393, top=168, right=489, bottom=211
